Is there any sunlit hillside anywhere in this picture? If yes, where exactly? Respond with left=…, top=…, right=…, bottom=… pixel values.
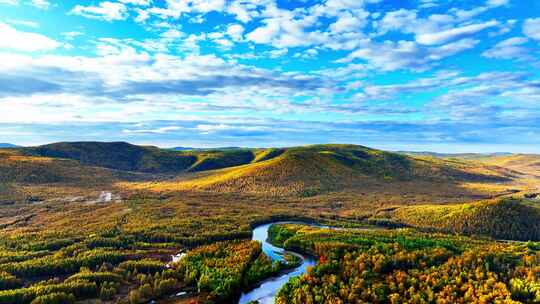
left=477, top=154, right=540, bottom=180
left=130, top=144, right=515, bottom=196
left=385, top=197, right=540, bottom=241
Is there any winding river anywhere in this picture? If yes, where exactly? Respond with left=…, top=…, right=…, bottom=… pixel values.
left=238, top=222, right=317, bottom=304
left=166, top=221, right=375, bottom=303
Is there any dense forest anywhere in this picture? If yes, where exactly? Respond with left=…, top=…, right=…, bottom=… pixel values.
left=271, top=224, right=540, bottom=304
left=0, top=237, right=299, bottom=304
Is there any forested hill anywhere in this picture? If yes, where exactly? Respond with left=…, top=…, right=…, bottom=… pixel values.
left=131, top=144, right=515, bottom=196
left=24, top=142, right=196, bottom=173
left=12, top=141, right=519, bottom=197
left=387, top=198, right=540, bottom=241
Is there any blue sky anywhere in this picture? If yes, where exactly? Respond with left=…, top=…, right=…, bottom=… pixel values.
left=1, top=0, right=540, bottom=152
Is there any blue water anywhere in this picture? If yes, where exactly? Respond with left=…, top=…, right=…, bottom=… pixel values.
left=238, top=222, right=316, bottom=304
left=238, top=221, right=374, bottom=303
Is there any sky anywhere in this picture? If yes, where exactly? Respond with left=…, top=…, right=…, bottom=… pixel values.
left=0, top=0, right=539, bottom=152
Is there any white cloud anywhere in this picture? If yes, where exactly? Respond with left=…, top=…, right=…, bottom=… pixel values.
left=330, top=11, right=367, bottom=34
left=29, top=0, right=49, bottom=9
left=160, top=0, right=226, bottom=17
left=5, top=19, right=39, bottom=28
left=0, top=45, right=337, bottom=124
left=245, top=5, right=328, bottom=48
left=134, top=8, right=151, bottom=22
left=119, top=0, right=151, bottom=5
left=196, top=123, right=229, bottom=133
left=451, top=0, right=508, bottom=21
left=160, top=29, right=184, bottom=39
left=227, top=1, right=256, bottom=23
left=482, top=37, right=530, bottom=60
left=269, top=48, right=287, bottom=58
left=419, top=0, right=438, bottom=8
left=523, top=18, right=540, bottom=41
left=214, top=38, right=233, bottom=49
left=416, top=20, right=499, bottom=45
left=226, top=24, right=244, bottom=41
left=0, top=0, right=17, bottom=5
left=339, top=38, right=478, bottom=71
left=317, top=0, right=380, bottom=15
left=191, top=0, right=225, bottom=13
left=62, top=31, right=84, bottom=40
left=71, top=2, right=128, bottom=21
left=0, top=22, right=60, bottom=51
left=246, top=19, right=280, bottom=44
left=377, top=9, right=418, bottom=34
left=123, top=126, right=181, bottom=134
left=486, top=0, right=509, bottom=6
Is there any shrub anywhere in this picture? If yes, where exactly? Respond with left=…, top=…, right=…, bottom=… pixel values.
left=155, top=278, right=177, bottom=297
left=30, top=292, right=75, bottom=304
left=128, top=289, right=143, bottom=304
left=65, top=271, right=122, bottom=285
left=99, top=285, right=116, bottom=301
left=119, top=259, right=164, bottom=274
left=0, top=271, right=22, bottom=290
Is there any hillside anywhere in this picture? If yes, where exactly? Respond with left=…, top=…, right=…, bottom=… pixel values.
left=400, top=151, right=513, bottom=159
left=187, top=149, right=256, bottom=172
left=0, top=149, right=122, bottom=185
left=405, top=152, right=539, bottom=183
left=476, top=154, right=540, bottom=177
left=25, top=142, right=197, bottom=173
left=23, top=142, right=274, bottom=174
left=386, top=197, right=540, bottom=241
left=137, top=144, right=513, bottom=196
left=0, top=149, right=125, bottom=204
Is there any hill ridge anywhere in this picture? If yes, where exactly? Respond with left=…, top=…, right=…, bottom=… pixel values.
left=133, top=144, right=513, bottom=196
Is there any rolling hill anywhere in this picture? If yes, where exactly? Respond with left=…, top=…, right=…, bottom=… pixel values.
left=23, top=142, right=272, bottom=174
left=0, top=149, right=121, bottom=185
left=136, top=144, right=514, bottom=196
left=4, top=141, right=527, bottom=198
left=400, top=151, right=513, bottom=159
left=0, top=149, right=125, bottom=204
left=476, top=154, right=540, bottom=178
left=25, top=142, right=196, bottom=173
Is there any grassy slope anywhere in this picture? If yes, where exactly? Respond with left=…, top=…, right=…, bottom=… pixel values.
left=389, top=198, right=540, bottom=241
left=0, top=149, right=114, bottom=184
left=476, top=154, right=540, bottom=178
left=139, top=144, right=512, bottom=196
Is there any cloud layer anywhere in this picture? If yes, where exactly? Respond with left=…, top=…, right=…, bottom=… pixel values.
left=0, top=0, right=539, bottom=151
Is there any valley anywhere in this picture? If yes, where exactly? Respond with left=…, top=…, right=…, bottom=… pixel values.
left=0, top=142, right=539, bottom=303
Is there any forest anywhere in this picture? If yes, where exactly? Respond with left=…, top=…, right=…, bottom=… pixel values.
left=272, top=224, right=540, bottom=304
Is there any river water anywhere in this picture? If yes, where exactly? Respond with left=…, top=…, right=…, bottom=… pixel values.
left=238, top=222, right=316, bottom=304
